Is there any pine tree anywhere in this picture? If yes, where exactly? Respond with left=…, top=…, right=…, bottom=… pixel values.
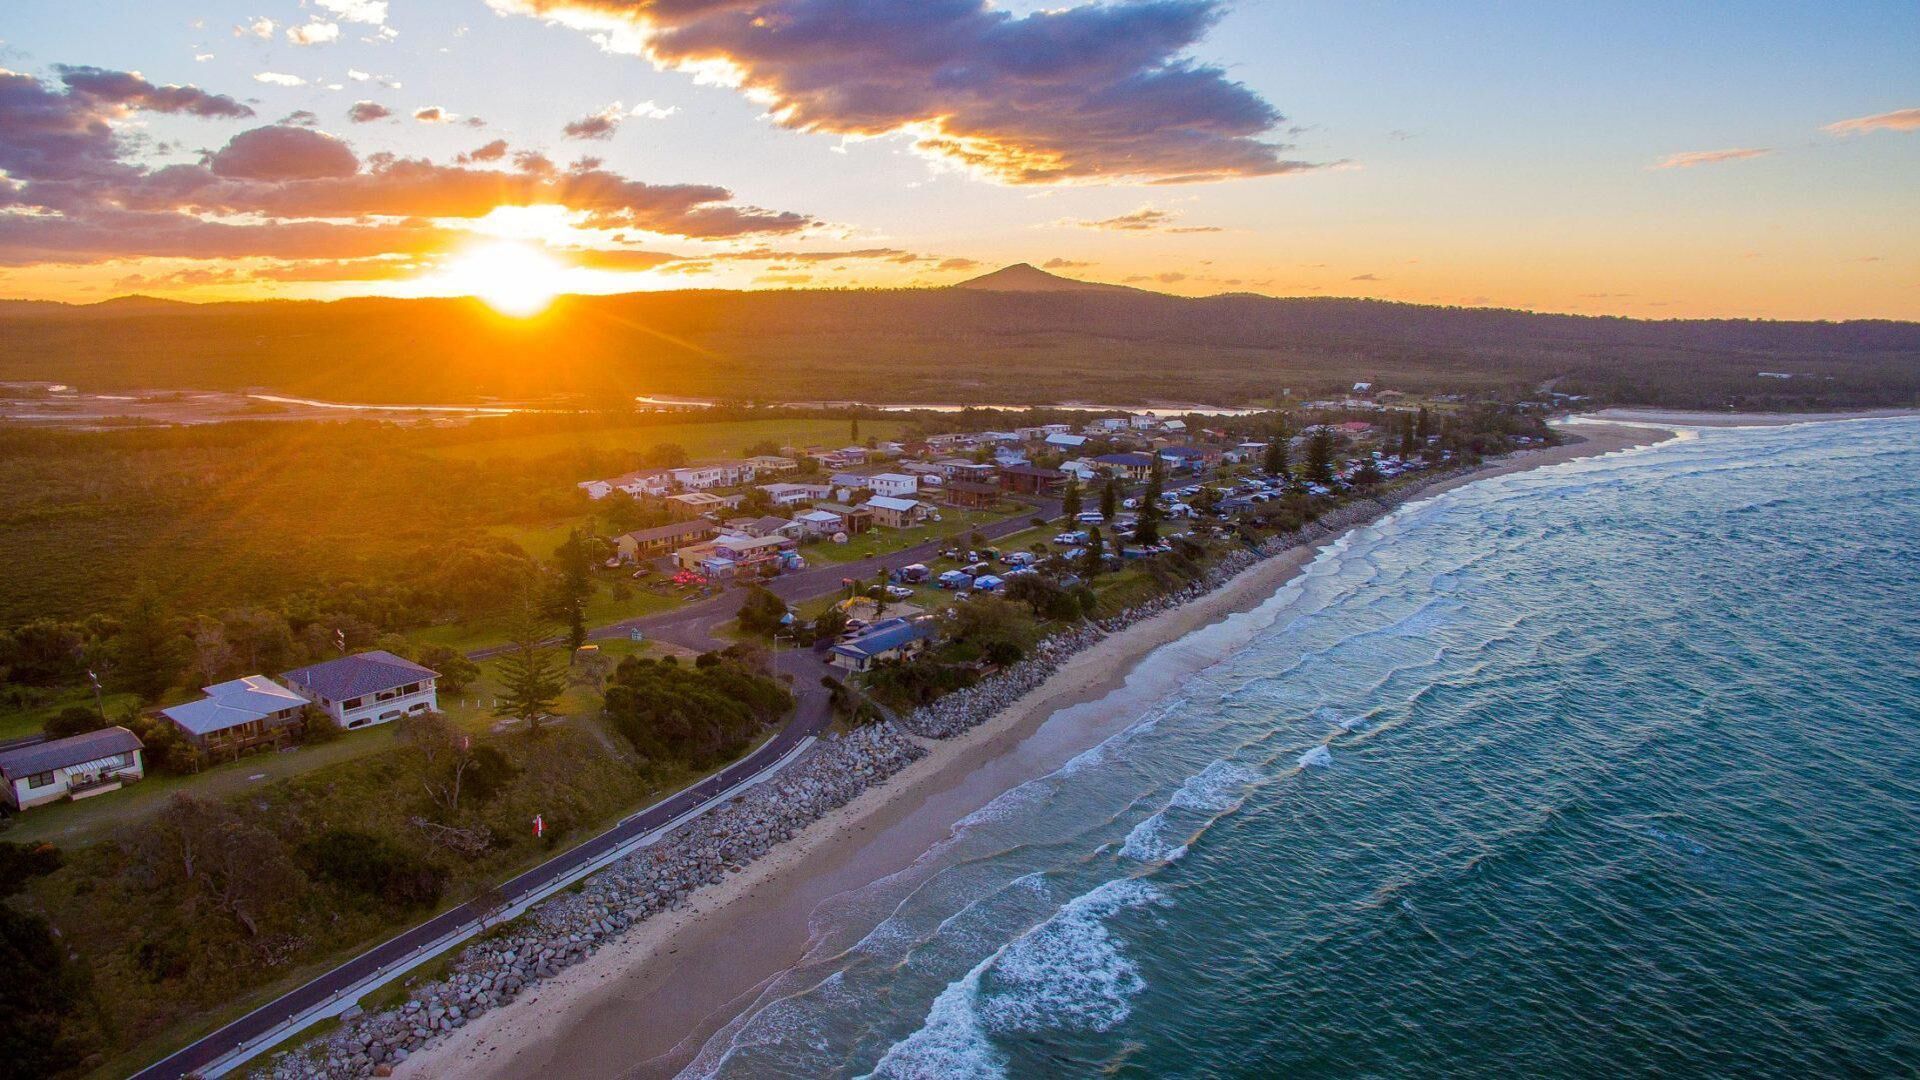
left=1305, top=428, right=1337, bottom=484
left=548, top=528, right=593, bottom=655
left=1100, top=476, right=1119, bottom=521
left=1415, top=406, right=1432, bottom=441
left=1081, top=527, right=1106, bottom=577
left=1263, top=437, right=1289, bottom=478
left=1061, top=475, right=1082, bottom=519
left=495, top=605, right=565, bottom=733
left=1399, top=413, right=1417, bottom=458
left=850, top=415, right=860, bottom=442
left=114, top=582, right=180, bottom=702
left=1136, top=460, right=1163, bottom=547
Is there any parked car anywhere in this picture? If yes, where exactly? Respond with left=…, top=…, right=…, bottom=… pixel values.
left=885, top=585, right=915, bottom=600
left=1076, top=511, right=1105, bottom=524
left=1053, top=531, right=1089, bottom=545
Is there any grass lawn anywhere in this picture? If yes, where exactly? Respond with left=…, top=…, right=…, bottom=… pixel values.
left=803, top=507, right=1025, bottom=565
left=0, top=687, right=141, bottom=743
left=427, top=418, right=909, bottom=465
left=408, top=577, right=684, bottom=654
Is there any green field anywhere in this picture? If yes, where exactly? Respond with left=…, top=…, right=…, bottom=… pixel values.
left=428, top=417, right=909, bottom=465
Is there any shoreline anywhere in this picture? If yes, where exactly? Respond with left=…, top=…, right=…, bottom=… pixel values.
left=1587, top=406, right=1920, bottom=428
left=383, top=423, right=1670, bottom=1080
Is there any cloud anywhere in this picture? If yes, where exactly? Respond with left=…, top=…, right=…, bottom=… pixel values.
left=1350, top=272, right=1379, bottom=281
left=282, top=110, right=320, bottom=128
left=0, top=65, right=816, bottom=272
left=254, top=72, right=307, bottom=87
left=1823, top=107, right=1920, bottom=136
left=938, top=257, right=980, bottom=271
left=347, top=100, right=391, bottom=123
left=413, top=106, right=454, bottom=123
left=458, top=138, right=510, bottom=163
left=318, top=0, right=390, bottom=25
left=54, top=65, right=253, bottom=118
left=235, top=17, right=275, bottom=39
left=1066, top=205, right=1222, bottom=233
left=1649, top=147, right=1770, bottom=169
left=348, top=69, right=374, bottom=81
left=564, top=103, right=625, bottom=140
left=208, top=125, right=359, bottom=181
left=1157, top=271, right=1186, bottom=283
left=491, top=0, right=1318, bottom=185
left=1042, top=258, right=1090, bottom=269
left=630, top=100, right=678, bottom=120
left=287, top=21, right=341, bottom=46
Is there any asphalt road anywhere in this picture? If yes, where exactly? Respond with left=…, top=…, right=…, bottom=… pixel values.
left=134, top=500, right=1054, bottom=1079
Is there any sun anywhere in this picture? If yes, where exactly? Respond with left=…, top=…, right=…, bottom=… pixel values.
left=443, top=240, right=568, bottom=317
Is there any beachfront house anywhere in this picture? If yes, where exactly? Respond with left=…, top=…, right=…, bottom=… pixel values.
left=161, top=674, right=311, bottom=754
left=865, top=496, right=929, bottom=529
left=828, top=617, right=938, bottom=673
left=0, top=727, right=145, bottom=811
left=671, top=463, right=747, bottom=491
left=616, top=520, right=718, bottom=563
left=281, top=651, right=439, bottom=731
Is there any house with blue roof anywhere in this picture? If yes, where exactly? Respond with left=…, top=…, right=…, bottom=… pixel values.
left=829, top=617, right=938, bottom=673
left=161, top=674, right=310, bottom=754
left=281, top=650, right=439, bottom=731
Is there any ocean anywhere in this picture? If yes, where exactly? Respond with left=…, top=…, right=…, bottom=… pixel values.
left=682, top=417, right=1920, bottom=1079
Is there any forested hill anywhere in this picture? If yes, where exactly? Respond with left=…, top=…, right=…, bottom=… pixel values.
left=2, top=284, right=1916, bottom=409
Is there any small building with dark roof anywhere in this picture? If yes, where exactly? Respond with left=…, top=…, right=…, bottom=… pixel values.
left=945, top=479, right=1003, bottom=509
left=997, top=464, right=1064, bottom=496
left=0, top=726, right=144, bottom=811
left=281, top=650, right=439, bottom=731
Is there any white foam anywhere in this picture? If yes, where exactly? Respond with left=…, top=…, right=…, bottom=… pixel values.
left=865, top=878, right=1162, bottom=1079
left=1169, top=760, right=1261, bottom=811
left=1298, top=745, right=1332, bottom=769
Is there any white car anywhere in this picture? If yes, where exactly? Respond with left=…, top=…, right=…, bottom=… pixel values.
left=885, top=585, right=915, bottom=600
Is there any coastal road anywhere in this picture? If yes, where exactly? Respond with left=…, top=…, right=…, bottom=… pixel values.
left=130, top=660, right=835, bottom=1080
left=136, top=500, right=1053, bottom=1078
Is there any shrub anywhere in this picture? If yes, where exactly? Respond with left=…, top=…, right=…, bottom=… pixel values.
left=299, top=706, right=342, bottom=745
left=299, top=828, right=447, bottom=909
left=43, top=705, right=106, bottom=739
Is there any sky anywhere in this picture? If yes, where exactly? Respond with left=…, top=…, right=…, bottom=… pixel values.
left=2, top=0, right=1916, bottom=318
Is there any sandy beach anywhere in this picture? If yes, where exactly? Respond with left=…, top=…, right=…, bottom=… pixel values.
left=1590, top=406, right=1920, bottom=428
left=393, top=421, right=1669, bottom=1080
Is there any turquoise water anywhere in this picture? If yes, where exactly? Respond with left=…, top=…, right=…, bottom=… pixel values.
left=686, top=418, right=1920, bottom=1079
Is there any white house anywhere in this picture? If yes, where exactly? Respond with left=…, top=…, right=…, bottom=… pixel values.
left=1060, top=459, right=1100, bottom=482
left=0, top=727, right=145, bottom=811
left=162, top=674, right=311, bottom=753
left=1045, top=433, right=1088, bottom=450
left=578, top=480, right=613, bottom=500
left=794, top=508, right=847, bottom=539
left=868, top=472, right=919, bottom=498
left=672, top=463, right=746, bottom=491
left=759, top=482, right=833, bottom=506
left=864, top=495, right=928, bottom=528
left=281, top=650, right=439, bottom=730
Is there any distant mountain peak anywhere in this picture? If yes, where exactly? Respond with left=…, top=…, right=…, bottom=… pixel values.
left=952, top=262, right=1135, bottom=294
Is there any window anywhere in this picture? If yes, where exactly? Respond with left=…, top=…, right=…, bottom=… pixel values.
left=26, top=772, right=56, bottom=789
left=343, top=697, right=362, bottom=709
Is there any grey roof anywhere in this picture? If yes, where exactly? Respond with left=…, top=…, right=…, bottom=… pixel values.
left=1095, top=452, right=1155, bottom=467
left=161, top=675, right=308, bottom=735
left=830, top=618, right=937, bottom=661
left=282, top=650, right=437, bottom=702
left=0, top=726, right=143, bottom=780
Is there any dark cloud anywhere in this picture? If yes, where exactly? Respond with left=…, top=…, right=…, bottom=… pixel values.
left=282, top=110, right=321, bottom=127
left=563, top=106, right=621, bottom=140
left=1350, top=272, right=1379, bottom=281
left=938, top=257, right=980, bottom=271
left=54, top=64, right=253, bottom=118
left=458, top=138, right=510, bottom=163
left=208, top=125, right=358, bottom=181
left=347, top=100, right=392, bottom=122
left=497, top=0, right=1318, bottom=184
left=1042, top=257, right=1090, bottom=269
